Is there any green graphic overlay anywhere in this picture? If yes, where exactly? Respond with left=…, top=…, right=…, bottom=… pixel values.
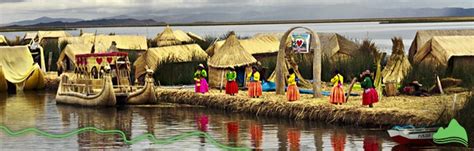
left=0, top=125, right=250, bottom=150
left=433, top=119, right=469, bottom=147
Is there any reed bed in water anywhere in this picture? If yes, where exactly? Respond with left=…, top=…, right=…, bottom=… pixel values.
left=156, top=88, right=469, bottom=126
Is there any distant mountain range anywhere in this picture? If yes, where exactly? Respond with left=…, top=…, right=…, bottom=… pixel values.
left=7, top=16, right=83, bottom=26
left=2, top=7, right=474, bottom=29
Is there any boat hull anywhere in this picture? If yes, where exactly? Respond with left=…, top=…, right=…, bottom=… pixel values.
left=55, top=74, right=116, bottom=106
left=388, top=127, right=438, bottom=145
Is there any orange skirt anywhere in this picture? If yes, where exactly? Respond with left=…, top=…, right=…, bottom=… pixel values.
left=330, top=86, right=345, bottom=104
left=287, top=85, right=300, bottom=101
left=248, top=81, right=262, bottom=97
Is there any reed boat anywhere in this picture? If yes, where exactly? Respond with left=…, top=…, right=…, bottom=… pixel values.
left=56, top=71, right=116, bottom=106
left=55, top=52, right=157, bottom=106
left=387, top=125, right=438, bottom=145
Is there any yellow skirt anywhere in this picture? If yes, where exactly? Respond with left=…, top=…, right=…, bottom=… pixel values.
left=287, top=85, right=300, bottom=101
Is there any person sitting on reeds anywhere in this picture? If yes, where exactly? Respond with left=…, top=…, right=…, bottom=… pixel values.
left=286, top=68, right=300, bottom=101
left=360, top=70, right=378, bottom=108
left=330, top=70, right=345, bottom=105
left=247, top=66, right=262, bottom=98
left=225, top=67, right=239, bottom=96
left=194, top=64, right=209, bottom=94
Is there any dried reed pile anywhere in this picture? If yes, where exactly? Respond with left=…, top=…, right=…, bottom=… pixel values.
left=157, top=88, right=469, bottom=127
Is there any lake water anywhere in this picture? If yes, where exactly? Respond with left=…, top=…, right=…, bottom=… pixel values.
left=0, top=91, right=402, bottom=150
left=2, top=22, right=474, bottom=53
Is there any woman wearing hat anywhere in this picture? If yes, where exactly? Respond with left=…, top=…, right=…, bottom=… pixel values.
left=360, top=70, right=378, bottom=107
left=330, top=69, right=345, bottom=105
left=194, top=64, right=209, bottom=94
left=225, top=67, right=239, bottom=95
left=247, top=66, right=262, bottom=98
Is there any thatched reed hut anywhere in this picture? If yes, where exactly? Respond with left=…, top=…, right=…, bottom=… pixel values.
left=59, top=35, right=148, bottom=51
left=133, top=44, right=208, bottom=85
left=413, top=36, right=474, bottom=70
left=381, top=38, right=412, bottom=84
left=155, top=26, right=203, bottom=47
left=408, top=29, right=474, bottom=63
left=56, top=43, right=94, bottom=71
left=208, top=32, right=257, bottom=88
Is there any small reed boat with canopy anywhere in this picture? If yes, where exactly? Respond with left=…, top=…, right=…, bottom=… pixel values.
left=55, top=52, right=157, bottom=106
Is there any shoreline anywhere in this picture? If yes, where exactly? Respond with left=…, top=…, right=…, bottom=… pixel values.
left=1, top=16, right=474, bottom=32
left=156, top=88, right=470, bottom=127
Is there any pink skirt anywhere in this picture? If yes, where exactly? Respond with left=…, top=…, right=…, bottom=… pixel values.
left=199, top=78, right=209, bottom=93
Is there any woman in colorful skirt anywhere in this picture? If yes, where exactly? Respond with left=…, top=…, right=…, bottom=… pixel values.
left=225, top=67, right=239, bottom=95
left=330, top=70, right=345, bottom=105
left=247, top=66, right=262, bottom=98
left=286, top=68, right=300, bottom=101
left=360, top=70, right=378, bottom=107
left=194, top=64, right=209, bottom=94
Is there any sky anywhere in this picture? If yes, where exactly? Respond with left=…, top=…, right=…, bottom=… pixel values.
left=0, top=0, right=473, bottom=24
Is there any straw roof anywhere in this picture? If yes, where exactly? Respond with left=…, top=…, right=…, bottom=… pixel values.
left=37, top=31, right=72, bottom=40
left=58, top=35, right=147, bottom=51
left=414, top=36, right=474, bottom=66
left=0, top=35, right=8, bottom=45
left=187, top=32, right=205, bottom=41
left=57, top=43, right=94, bottom=71
left=408, top=29, right=474, bottom=62
left=208, top=32, right=257, bottom=68
left=155, top=26, right=194, bottom=47
left=207, top=32, right=359, bottom=60
left=93, top=35, right=148, bottom=51
left=81, top=33, right=95, bottom=37
left=134, top=44, right=208, bottom=78
left=24, top=32, right=38, bottom=40
left=382, top=38, right=412, bottom=83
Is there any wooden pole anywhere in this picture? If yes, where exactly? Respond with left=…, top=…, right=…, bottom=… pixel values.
left=437, top=75, right=444, bottom=94
left=220, top=70, right=224, bottom=93
left=48, top=51, right=52, bottom=71
left=345, top=77, right=358, bottom=102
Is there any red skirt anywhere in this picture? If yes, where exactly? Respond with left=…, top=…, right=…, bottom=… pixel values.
left=363, top=88, right=379, bottom=105
left=287, top=85, right=300, bottom=101
left=248, top=81, right=262, bottom=97
left=225, top=81, right=239, bottom=95
left=330, top=86, right=345, bottom=104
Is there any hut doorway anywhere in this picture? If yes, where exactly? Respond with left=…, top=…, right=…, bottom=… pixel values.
left=236, top=66, right=246, bottom=87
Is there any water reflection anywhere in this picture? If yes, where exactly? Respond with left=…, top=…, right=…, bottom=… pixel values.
left=0, top=92, right=405, bottom=150
left=56, top=105, right=132, bottom=149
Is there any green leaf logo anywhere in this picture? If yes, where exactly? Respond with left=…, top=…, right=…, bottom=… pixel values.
left=433, top=119, right=469, bottom=147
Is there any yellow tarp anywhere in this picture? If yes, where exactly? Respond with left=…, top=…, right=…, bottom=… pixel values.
left=415, top=36, right=474, bottom=66
left=0, top=46, right=40, bottom=84
left=0, top=66, right=7, bottom=91
left=0, top=35, right=8, bottom=45
left=133, top=44, right=207, bottom=78
left=57, top=44, right=94, bottom=71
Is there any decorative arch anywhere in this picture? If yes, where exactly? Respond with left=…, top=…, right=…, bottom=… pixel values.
left=275, top=26, right=322, bottom=98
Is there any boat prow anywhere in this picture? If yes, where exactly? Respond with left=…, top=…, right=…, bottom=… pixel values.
left=55, top=73, right=116, bottom=106
left=126, top=73, right=157, bottom=105
left=388, top=125, right=439, bottom=146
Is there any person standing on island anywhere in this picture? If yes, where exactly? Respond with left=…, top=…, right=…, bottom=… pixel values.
left=330, top=70, right=345, bottom=105
left=286, top=68, right=300, bottom=101
left=360, top=70, right=378, bottom=107
left=225, top=67, right=239, bottom=95
left=247, top=66, right=262, bottom=98
left=194, top=64, right=209, bottom=94
left=107, top=41, right=118, bottom=52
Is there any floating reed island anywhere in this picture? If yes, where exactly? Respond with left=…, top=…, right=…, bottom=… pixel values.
left=156, top=88, right=471, bottom=127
